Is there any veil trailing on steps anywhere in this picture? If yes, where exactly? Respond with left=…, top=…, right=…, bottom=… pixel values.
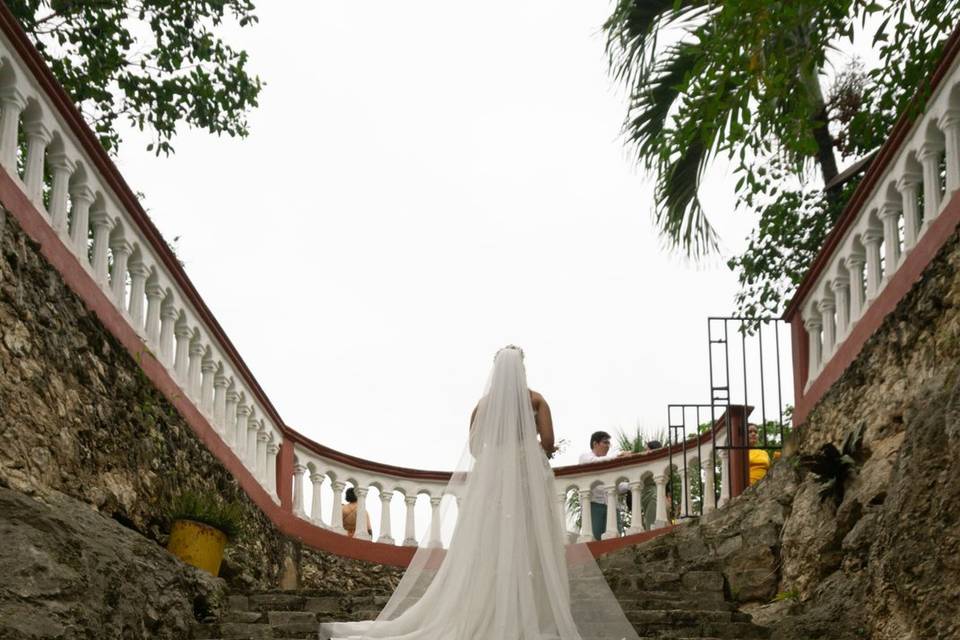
left=319, top=347, right=640, bottom=640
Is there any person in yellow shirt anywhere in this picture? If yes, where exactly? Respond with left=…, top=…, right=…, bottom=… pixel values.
left=747, top=423, right=780, bottom=485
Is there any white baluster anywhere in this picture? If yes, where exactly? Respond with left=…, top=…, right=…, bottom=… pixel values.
left=234, top=401, right=250, bottom=458
left=627, top=481, right=644, bottom=533
left=47, top=151, right=75, bottom=236
left=846, top=253, right=866, bottom=324
left=818, top=298, right=836, bottom=359
left=200, top=357, right=216, bottom=414
left=556, top=491, right=568, bottom=536
left=878, top=199, right=902, bottom=277
left=718, top=451, right=731, bottom=508
left=862, top=227, right=884, bottom=301
left=702, top=454, right=716, bottom=515
left=804, top=314, right=823, bottom=385
left=310, top=472, right=325, bottom=526
left=292, top=463, right=307, bottom=517
left=577, top=488, right=594, bottom=543
left=601, top=486, right=618, bottom=540
left=22, top=120, right=50, bottom=204
left=109, top=237, right=132, bottom=307
left=159, top=302, right=178, bottom=367
left=173, top=321, right=191, bottom=381
left=224, top=386, right=239, bottom=446
left=427, top=495, right=442, bottom=548
left=89, top=208, right=111, bottom=283
left=355, top=488, right=372, bottom=541
left=266, top=441, right=279, bottom=499
left=379, top=490, right=395, bottom=544
left=831, top=275, right=850, bottom=341
left=0, top=87, right=27, bottom=171
left=919, top=139, right=945, bottom=229
left=940, top=108, right=960, bottom=195
left=330, top=481, right=347, bottom=534
left=403, top=494, right=418, bottom=546
left=653, top=474, right=669, bottom=529
left=256, top=430, right=268, bottom=483
left=213, top=368, right=228, bottom=432
left=187, top=338, right=204, bottom=400
left=68, top=184, right=94, bottom=256
left=128, top=260, right=149, bottom=329
left=897, top=171, right=923, bottom=252
left=246, top=412, right=259, bottom=469
left=145, top=280, right=163, bottom=345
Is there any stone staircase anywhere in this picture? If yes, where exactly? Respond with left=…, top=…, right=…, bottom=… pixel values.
left=191, top=566, right=769, bottom=640
left=192, top=589, right=387, bottom=639
left=609, top=568, right=771, bottom=639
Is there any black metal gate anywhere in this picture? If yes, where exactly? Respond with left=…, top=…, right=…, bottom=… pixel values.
left=664, top=317, right=792, bottom=520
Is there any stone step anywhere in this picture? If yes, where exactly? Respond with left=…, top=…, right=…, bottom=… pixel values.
left=626, top=608, right=735, bottom=626
left=617, top=591, right=733, bottom=610
left=612, top=571, right=726, bottom=594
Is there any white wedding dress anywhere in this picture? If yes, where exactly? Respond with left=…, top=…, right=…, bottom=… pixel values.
left=319, top=348, right=640, bottom=640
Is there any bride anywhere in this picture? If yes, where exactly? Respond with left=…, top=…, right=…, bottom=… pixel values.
left=320, top=346, right=639, bottom=640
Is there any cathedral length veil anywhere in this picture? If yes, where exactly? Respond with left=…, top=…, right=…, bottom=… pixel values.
left=319, top=348, right=640, bottom=640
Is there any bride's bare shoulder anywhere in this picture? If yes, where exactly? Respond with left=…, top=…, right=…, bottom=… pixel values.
left=528, top=389, right=546, bottom=407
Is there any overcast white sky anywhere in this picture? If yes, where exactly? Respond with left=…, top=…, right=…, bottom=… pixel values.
left=113, top=1, right=796, bottom=470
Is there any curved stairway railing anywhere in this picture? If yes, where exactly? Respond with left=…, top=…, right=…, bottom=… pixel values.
left=785, top=26, right=960, bottom=424
left=0, top=5, right=748, bottom=566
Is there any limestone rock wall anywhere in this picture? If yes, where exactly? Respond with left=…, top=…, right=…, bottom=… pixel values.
left=0, top=484, right=226, bottom=640
left=0, top=212, right=402, bottom=595
left=599, top=230, right=960, bottom=640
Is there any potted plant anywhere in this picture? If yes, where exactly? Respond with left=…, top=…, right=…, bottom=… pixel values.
left=166, top=491, right=244, bottom=576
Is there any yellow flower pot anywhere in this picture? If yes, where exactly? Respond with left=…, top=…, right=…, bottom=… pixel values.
left=167, top=519, right=228, bottom=576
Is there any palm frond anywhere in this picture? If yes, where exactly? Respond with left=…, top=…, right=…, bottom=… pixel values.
left=624, top=40, right=702, bottom=169
left=655, top=137, right=720, bottom=258
left=603, top=0, right=710, bottom=86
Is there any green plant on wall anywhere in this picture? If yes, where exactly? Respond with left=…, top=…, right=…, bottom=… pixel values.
left=798, top=423, right=865, bottom=506
left=167, top=490, right=245, bottom=540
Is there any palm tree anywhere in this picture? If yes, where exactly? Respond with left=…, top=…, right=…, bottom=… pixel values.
left=603, top=1, right=843, bottom=259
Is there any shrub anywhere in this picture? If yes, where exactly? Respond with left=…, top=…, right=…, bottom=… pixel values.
left=167, top=491, right=245, bottom=540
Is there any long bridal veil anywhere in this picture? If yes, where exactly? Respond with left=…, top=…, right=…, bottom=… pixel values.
left=319, top=347, right=640, bottom=640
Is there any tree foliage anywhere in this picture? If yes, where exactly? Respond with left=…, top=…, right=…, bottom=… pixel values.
left=8, top=0, right=263, bottom=155
left=604, top=0, right=960, bottom=315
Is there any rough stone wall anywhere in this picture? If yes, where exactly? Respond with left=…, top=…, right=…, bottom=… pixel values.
left=599, top=229, right=960, bottom=640
left=0, top=484, right=226, bottom=640
left=0, top=211, right=402, bottom=594
left=774, top=226, right=960, bottom=640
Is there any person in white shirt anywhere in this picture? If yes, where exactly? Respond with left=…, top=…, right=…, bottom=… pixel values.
left=578, top=431, right=636, bottom=540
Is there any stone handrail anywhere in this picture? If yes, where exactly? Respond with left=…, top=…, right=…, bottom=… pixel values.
left=0, top=8, right=748, bottom=563
left=785, top=26, right=960, bottom=423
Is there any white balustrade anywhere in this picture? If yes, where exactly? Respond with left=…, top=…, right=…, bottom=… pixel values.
left=0, top=27, right=285, bottom=509
left=796, top=49, right=960, bottom=391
